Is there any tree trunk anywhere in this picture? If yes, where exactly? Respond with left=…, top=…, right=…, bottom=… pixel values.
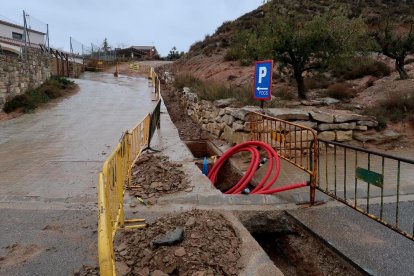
left=294, top=70, right=307, bottom=99
left=396, top=58, right=408, bottom=80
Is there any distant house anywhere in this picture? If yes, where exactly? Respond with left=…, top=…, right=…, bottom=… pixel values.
left=116, top=46, right=158, bottom=60
left=0, top=19, right=45, bottom=55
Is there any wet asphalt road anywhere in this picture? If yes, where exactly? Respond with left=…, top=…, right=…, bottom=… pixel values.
left=0, top=72, right=155, bottom=275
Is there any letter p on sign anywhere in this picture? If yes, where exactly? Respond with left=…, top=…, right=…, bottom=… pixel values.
left=258, top=67, right=267, bottom=84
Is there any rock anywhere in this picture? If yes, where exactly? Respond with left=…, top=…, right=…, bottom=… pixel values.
left=151, top=270, right=168, bottom=276
left=357, top=120, right=378, bottom=127
left=301, top=99, right=324, bottom=106
left=232, top=121, right=244, bottom=132
left=135, top=155, right=150, bottom=165
left=192, top=271, right=207, bottom=276
left=147, top=198, right=157, bottom=205
left=186, top=217, right=196, bottom=227
left=184, top=187, right=193, bottom=192
left=334, top=114, right=375, bottom=123
left=320, top=97, right=340, bottom=105
left=336, top=130, right=353, bottom=142
left=174, top=247, right=186, bottom=257
left=115, top=261, right=131, bottom=276
left=309, top=111, right=334, bottom=123
left=289, top=120, right=317, bottom=130
left=150, top=182, right=163, bottom=190
left=213, top=98, right=237, bottom=108
left=355, top=125, right=368, bottom=131
left=285, top=130, right=314, bottom=142
left=231, top=106, right=261, bottom=121
left=317, top=131, right=336, bottom=141
left=136, top=267, right=150, bottom=276
left=318, top=122, right=356, bottom=131
left=265, top=108, right=309, bottom=120
left=353, top=130, right=403, bottom=144
left=218, top=109, right=225, bottom=116
left=152, top=227, right=184, bottom=246
left=222, top=114, right=235, bottom=126
left=224, top=107, right=237, bottom=115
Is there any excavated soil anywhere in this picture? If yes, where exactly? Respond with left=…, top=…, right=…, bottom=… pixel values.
left=160, top=82, right=211, bottom=141
left=128, top=155, right=190, bottom=203
left=114, top=210, right=242, bottom=276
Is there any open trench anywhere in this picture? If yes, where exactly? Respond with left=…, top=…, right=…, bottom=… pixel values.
left=160, top=77, right=365, bottom=275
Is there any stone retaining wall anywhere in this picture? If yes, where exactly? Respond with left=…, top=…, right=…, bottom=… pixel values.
left=0, top=52, right=51, bottom=108
left=0, top=52, right=84, bottom=110
left=175, top=87, right=378, bottom=145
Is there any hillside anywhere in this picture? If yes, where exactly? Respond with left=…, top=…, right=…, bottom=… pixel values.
left=170, top=0, right=414, bottom=146
left=174, top=0, right=414, bottom=84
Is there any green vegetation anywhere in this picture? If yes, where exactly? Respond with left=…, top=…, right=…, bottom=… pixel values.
left=227, top=10, right=368, bottom=99
left=371, top=20, right=414, bottom=79
left=174, top=73, right=265, bottom=106
left=326, top=83, right=356, bottom=100
left=167, top=46, right=184, bottom=61
left=3, top=76, right=76, bottom=113
left=364, top=90, right=414, bottom=129
left=332, top=56, right=391, bottom=80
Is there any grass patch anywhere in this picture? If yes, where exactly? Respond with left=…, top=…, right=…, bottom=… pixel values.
left=364, top=91, right=414, bottom=130
left=3, top=76, right=76, bottom=113
left=174, top=73, right=260, bottom=106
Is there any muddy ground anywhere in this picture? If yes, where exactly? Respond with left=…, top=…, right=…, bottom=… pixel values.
left=114, top=210, right=242, bottom=276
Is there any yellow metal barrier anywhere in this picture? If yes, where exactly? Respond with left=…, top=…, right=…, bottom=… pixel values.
left=98, top=67, right=160, bottom=275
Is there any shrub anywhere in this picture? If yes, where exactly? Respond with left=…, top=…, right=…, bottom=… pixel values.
left=333, top=57, right=391, bottom=80
left=3, top=76, right=75, bottom=113
left=326, top=83, right=356, bottom=99
left=304, top=78, right=329, bottom=90
left=173, top=73, right=202, bottom=90
left=276, top=87, right=296, bottom=100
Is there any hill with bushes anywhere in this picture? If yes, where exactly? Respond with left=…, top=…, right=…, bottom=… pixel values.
left=171, top=0, right=414, bottom=139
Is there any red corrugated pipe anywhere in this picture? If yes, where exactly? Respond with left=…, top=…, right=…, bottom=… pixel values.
left=208, top=141, right=308, bottom=194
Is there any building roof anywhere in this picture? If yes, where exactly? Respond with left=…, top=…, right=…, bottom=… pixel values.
left=0, top=19, right=46, bottom=35
left=131, top=46, right=155, bottom=51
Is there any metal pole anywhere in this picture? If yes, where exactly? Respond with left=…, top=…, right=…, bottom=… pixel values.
left=46, top=24, right=50, bottom=50
left=22, top=10, right=27, bottom=58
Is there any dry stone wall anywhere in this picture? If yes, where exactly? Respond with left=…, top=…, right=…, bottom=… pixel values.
left=176, top=87, right=378, bottom=145
left=0, top=52, right=51, bottom=109
left=0, top=51, right=84, bottom=110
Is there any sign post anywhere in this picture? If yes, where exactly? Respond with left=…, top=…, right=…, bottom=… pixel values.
left=254, top=60, right=273, bottom=109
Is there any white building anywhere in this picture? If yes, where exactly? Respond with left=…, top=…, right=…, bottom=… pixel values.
left=0, top=19, right=45, bottom=55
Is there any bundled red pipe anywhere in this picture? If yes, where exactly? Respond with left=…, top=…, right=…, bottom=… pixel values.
left=208, top=141, right=308, bottom=194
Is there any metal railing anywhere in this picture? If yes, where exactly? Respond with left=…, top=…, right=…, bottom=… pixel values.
left=249, top=111, right=318, bottom=203
left=317, top=139, right=414, bottom=241
left=98, top=66, right=162, bottom=276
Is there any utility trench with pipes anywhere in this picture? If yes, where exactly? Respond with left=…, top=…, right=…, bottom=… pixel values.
left=99, top=67, right=414, bottom=276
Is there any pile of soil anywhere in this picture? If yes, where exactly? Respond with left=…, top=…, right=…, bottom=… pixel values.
left=114, top=210, right=242, bottom=276
left=129, top=155, right=190, bottom=200
left=74, top=265, right=99, bottom=276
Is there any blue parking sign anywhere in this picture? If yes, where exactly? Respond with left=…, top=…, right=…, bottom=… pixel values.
left=254, top=60, right=273, bottom=100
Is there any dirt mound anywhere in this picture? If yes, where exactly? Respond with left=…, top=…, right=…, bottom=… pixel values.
left=129, top=155, right=189, bottom=201
left=114, top=210, right=242, bottom=276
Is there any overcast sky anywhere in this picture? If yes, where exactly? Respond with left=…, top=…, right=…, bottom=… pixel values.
left=1, top=0, right=263, bottom=56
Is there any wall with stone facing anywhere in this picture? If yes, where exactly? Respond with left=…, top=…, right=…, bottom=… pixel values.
left=0, top=52, right=84, bottom=110
left=0, top=52, right=51, bottom=109
left=175, top=87, right=379, bottom=146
